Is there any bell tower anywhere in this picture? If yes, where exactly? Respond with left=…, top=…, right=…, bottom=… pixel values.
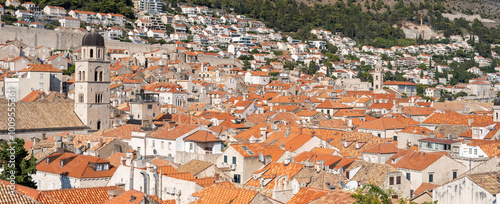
left=373, top=61, right=384, bottom=93
left=494, top=99, right=500, bottom=122
left=74, top=30, right=111, bottom=130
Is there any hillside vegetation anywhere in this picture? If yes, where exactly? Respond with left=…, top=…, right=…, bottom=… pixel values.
left=186, top=0, right=500, bottom=53
left=3, top=0, right=135, bottom=19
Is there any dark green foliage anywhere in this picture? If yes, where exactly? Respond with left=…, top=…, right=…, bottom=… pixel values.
left=308, top=61, right=317, bottom=75
left=242, top=59, right=251, bottom=70
left=284, top=60, right=295, bottom=70
left=1, top=15, right=18, bottom=25
left=0, top=138, right=37, bottom=188
left=29, top=0, right=135, bottom=19
left=63, top=64, right=75, bottom=75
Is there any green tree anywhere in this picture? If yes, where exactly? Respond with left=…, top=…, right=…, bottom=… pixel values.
left=418, top=63, right=427, bottom=70
left=0, top=138, right=37, bottom=188
left=350, top=184, right=395, bottom=204
left=417, top=84, right=426, bottom=96
left=326, top=43, right=338, bottom=53
left=308, top=61, right=317, bottom=75
left=497, top=91, right=500, bottom=97
left=63, top=64, right=75, bottom=75
left=242, top=59, right=251, bottom=70
left=284, top=61, right=295, bottom=70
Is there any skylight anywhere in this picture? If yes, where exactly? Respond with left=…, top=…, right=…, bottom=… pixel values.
left=241, top=146, right=254, bottom=155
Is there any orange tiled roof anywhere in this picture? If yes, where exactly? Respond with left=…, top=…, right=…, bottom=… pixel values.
left=106, top=152, right=127, bottom=167
left=101, top=124, right=141, bottom=139
left=287, top=187, right=330, bottom=204
left=149, top=124, right=199, bottom=140
left=362, top=143, right=398, bottom=154
left=19, top=64, right=62, bottom=72
left=39, top=186, right=122, bottom=204
left=413, top=182, right=440, bottom=196
left=190, top=185, right=258, bottom=204
left=358, top=117, right=406, bottom=130
left=183, top=130, right=222, bottom=142
left=36, top=153, right=116, bottom=178
left=316, top=99, right=353, bottom=109
left=391, top=151, right=447, bottom=171
left=245, top=162, right=304, bottom=189
left=423, top=111, right=494, bottom=127
left=105, top=189, right=145, bottom=204
left=231, top=143, right=284, bottom=162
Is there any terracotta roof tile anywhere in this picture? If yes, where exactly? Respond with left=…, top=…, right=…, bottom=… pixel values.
left=39, top=186, right=122, bottom=204
left=36, top=153, right=116, bottom=178
left=467, top=171, right=500, bottom=195
left=310, top=189, right=355, bottom=204
left=358, top=117, right=406, bottom=130
left=316, top=99, right=353, bottom=109
left=245, top=162, right=304, bottom=189
left=183, top=131, right=222, bottom=142
left=287, top=187, right=330, bottom=204
left=19, top=64, right=62, bottom=72
left=413, top=182, right=440, bottom=196
left=362, top=143, right=398, bottom=154
left=191, top=185, right=258, bottom=204
left=104, top=189, right=144, bottom=204
left=106, top=152, right=127, bottom=167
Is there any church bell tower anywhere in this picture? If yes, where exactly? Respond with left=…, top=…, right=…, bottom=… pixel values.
left=74, top=30, right=111, bottom=130
left=373, top=61, right=384, bottom=93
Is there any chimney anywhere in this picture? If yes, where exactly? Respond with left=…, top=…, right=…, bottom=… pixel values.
left=260, top=127, right=267, bottom=140
left=343, top=140, right=348, bottom=148
left=298, top=126, right=303, bottom=135
left=108, top=189, right=123, bottom=199
left=347, top=119, right=353, bottom=128
left=140, top=171, right=149, bottom=195
left=243, top=92, right=248, bottom=101
left=153, top=165, right=159, bottom=196
left=214, top=173, right=220, bottom=181
left=41, top=133, right=46, bottom=140
left=54, top=136, right=63, bottom=153
left=468, top=119, right=474, bottom=126
left=355, top=141, right=359, bottom=149
left=129, top=161, right=134, bottom=190
left=285, top=127, right=291, bottom=137
left=315, top=160, right=325, bottom=172
left=67, top=135, right=74, bottom=143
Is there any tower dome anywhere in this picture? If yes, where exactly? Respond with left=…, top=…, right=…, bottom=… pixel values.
left=82, top=29, right=105, bottom=47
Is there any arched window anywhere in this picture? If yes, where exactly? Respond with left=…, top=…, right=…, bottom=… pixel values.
left=95, top=71, right=98, bottom=82
left=496, top=112, right=498, bottom=120
left=376, top=76, right=378, bottom=80
left=96, top=121, right=101, bottom=130
left=78, top=71, right=82, bottom=81
left=99, top=71, right=103, bottom=81
left=90, top=49, right=94, bottom=58
left=98, top=49, right=101, bottom=59
left=83, top=49, right=85, bottom=59
left=82, top=71, right=85, bottom=81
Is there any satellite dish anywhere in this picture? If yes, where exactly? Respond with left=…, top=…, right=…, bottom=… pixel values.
left=259, top=153, right=265, bottom=163
left=346, top=181, right=358, bottom=191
